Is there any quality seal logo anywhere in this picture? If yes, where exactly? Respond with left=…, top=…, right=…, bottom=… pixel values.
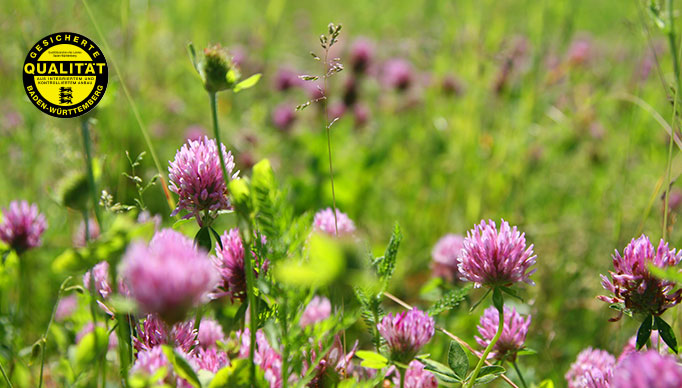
left=23, top=32, right=108, bottom=118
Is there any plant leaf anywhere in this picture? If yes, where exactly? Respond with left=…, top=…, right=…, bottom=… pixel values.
left=162, top=345, right=201, bottom=388
left=209, top=227, right=223, bottom=251
left=474, top=365, right=506, bottom=384
left=233, top=74, right=262, bottom=93
left=637, top=314, right=653, bottom=350
left=654, top=316, right=678, bottom=353
left=194, top=227, right=212, bottom=253
left=355, top=351, right=389, bottom=369
left=209, top=359, right=268, bottom=387
left=447, top=341, right=469, bottom=380
left=419, top=358, right=460, bottom=383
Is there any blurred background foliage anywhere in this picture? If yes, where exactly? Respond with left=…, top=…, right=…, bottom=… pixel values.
left=2, top=0, right=682, bottom=383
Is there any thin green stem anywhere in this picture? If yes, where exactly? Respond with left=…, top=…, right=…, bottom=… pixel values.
left=0, top=359, right=12, bottom=388
left=280, top=298, right=289, bottom=388
left=399, top=366, right=406, bottom=388
left=80, top=0, right=175, bottom=212
left=39, top=277, right=71, bottom=388
left=209, top=89, right=258, bottom=383
left=80, top=119, right=103, bottom=232
left=209, top=93, right=232, bottom=188
left=88, top=268, right=101, bottom=388
left=512, top=361, right=528, bottom=388
left=322, top=50, right=338, bottom=236
left=465, top=304, right=504, bottom=388
left=664, top=0, right=682, bottom=240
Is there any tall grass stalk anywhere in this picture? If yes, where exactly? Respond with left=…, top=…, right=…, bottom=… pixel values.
left=663, top=0, right=682, bottom=240
left=80, top=0, right=175, bottom=212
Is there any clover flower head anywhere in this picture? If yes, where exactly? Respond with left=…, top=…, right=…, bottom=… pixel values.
left=211, top=228, right=268, bottom=302
left=313, top=208, right=356, bottom=237
left=598, top=235, right=682, bottom=318
left=382, top=59, right=413, bottom=91
left=237, top=328, right=282, bottom=388
left=565, top=347, right=615, bottom=388
left=0, top=200, right=47, bottom=253
left=274, top=68, right=303, bottom=91
left=377, top=308, right=435, bottom=363
left=198, top=318, right=225, bottom=349
left=131, top=346, right=195, bottom=388
left=389, top=360, right=437, bottom=388
left=431, top=234, right=465, bottom=282
left=612, top=350, right=682, bottom=388
left=458, top=219, right=536, bottom=288
left=271, top=104, right=296, bottom=131
left=194, top=347, right=229, bottom=373
left=83, top=261, right=113, bottom=300
left=475, top=306, right=531, bottom=361
left=122, top=229, right=218, bottom=324
left=168, top=136, right=238, bottom=225
left=350, top=38, right=374, bottom=74
left=133, top=314, right=198, bottom=354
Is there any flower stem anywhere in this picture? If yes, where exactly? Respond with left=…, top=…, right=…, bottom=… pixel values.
left=664, top=0, right=682, bottom=240
left=209, top=93, right=232, bottom=187
left=512, top=361, right=528, bottom=388
left=322, top=49, right=339, bottom=236
left=80, top=0, right=175, bottom=212
left=0, top=359, right=12, bottom=388
left=399, top=366, right=406, bottom=388
left=39, top=277, right=71, bottom=388
left=209, top=90, right=258, bottom=383
left=80, top=118, right=103, bottom=232
left=465, top=304, right=504, bottom=388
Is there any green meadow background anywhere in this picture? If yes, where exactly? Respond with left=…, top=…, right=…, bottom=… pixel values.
left=1, top=0, right=681, bottom=384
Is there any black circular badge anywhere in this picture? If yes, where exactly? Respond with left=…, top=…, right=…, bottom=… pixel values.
left=23, top=32, right=108, bottom=118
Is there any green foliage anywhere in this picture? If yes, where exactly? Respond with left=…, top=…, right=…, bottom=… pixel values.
left=654, top=315, right=678, bottom=353
left=428, top=285, right=471, bottom=316
left=448, top=341, right=469, bottom=380
left=74, top=327, right=109, bottom=371
left=52, top=215, right=155, bottom=273
left=354, top=350, right=388, bottom=369
left=161, top=345, right=201, bottom=388
left=636, top=314, right=653, bottom=350
left=374, top=223, right=402, bottom=285
left=274, top=233, right=344, bottom=287
left=354, top=287, right=385, bottom=349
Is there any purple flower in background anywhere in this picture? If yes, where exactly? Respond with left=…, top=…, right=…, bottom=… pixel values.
left=475, top=306, right=531, bottom=361
left=565, top=347, right=615, bottom=388
left=198, top=318, right=225, bottom=349
left=389, top=360, right=438, bottom=388
left=431, top=234, right=465, bottom=282
left=568, top=38, right=592, bottom=66
left=73, top=218, right=100, bottom=248
left=327, top=102, right=346, bottom=121
left=349, top=38, right=374, bottom=74
left=0, top=200, right=47, bottom=253
left=184, top=125, right=207, bottom=142
left=122, top=229, right=218, bottom=324
left=377, top=308, right=435, bottom=362
left=304, top=336, right=359, bottom=386
left=598, top=235, right=682, bottom=318
left=353, top=103, right=370, bottom=127
left=211, top=228, right=268, bottom=302
left=612, top=350, right=682, bottom=388
left=168, top=136, right=238, bottom=225
left=271, top=104, right=296, bottom=132
left=76, top=322, right=118, bottom=350
left=457, top=219, right=536, bottom=288
left=55, top=295, right=77, bottom=322
left=274, top=68, right=303, bottom=91
left=300, top=296, right=332, bottom=328
left=618, top=333, right=668, bottom=362
left=382, top=59, right=413, bottom=91
left=83, top=261, right=112, bottom=299
left=134, top=314, right=198, bottom=354
left=312, top=208, right=356, bottom=237
left=237, top=328, right=282, bottom=388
